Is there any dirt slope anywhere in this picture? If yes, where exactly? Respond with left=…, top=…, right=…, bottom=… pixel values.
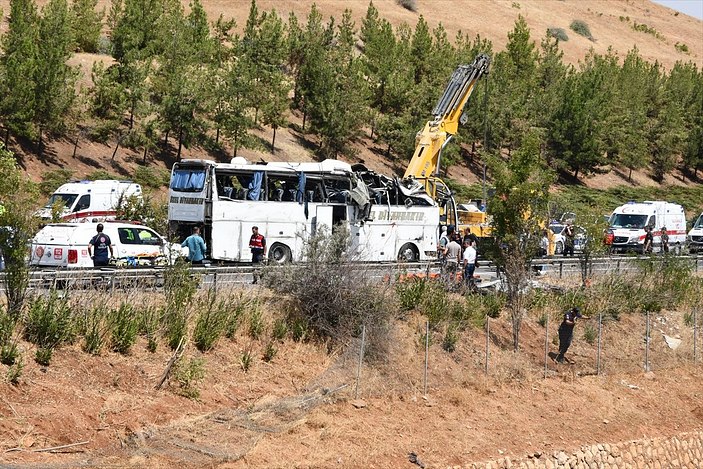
left=1, top=287, right=702, bottom=468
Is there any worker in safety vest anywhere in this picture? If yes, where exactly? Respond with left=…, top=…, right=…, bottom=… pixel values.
left=249, top=226, right=266, bottom=284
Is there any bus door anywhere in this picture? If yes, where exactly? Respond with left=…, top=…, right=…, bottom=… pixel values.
left=210, top=219, right=243, bottom=261
left=314, top=205, right=334, bottom=235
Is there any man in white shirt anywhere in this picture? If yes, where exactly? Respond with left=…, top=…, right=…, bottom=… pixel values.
left=463, top=240, right=477, bottom=286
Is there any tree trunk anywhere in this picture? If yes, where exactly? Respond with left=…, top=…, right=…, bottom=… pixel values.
left=271, top=126, right=277, bottom=153
left=142, top=146, right=148, bottom=165
left=37, top=127, right=43, bottom=158
left=573, top=167, right=579, bottom=181
left=4, top=128, right=9, bottom=146
left=254, top=107, right=259, bottom=124
left=72, top=138, right=79, bottom=158
left=112, top=136, right=120, bottom=161
left=386, top=143, right=391, bottom=157
left=215, top=127, right=220, bottom=145
left=628, top=167, right=633, bottom=183
left=302, top=111, right=306, bottom=131
left=129, top=98, right=135, bottom=130
left=177, top=126, right=183, bottom=162
left=163, top=130, right=169, bottom=150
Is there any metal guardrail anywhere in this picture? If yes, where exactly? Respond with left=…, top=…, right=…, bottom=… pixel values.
left=0, top=254, right=700, bottom=291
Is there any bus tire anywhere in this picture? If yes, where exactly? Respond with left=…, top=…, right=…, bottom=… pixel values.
left=398, top=243, right=419, bottom=262
left=269, top=243, right=292, bottom=264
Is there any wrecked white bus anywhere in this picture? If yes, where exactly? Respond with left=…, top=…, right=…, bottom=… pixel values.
left=167, top=158, right=443, bottom=263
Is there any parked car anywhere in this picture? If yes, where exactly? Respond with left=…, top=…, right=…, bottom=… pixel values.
left=30, top=222, right=184, bottom=268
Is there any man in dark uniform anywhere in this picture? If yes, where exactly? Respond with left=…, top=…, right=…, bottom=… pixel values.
left=643, top=225, right=654, bottom=254
left=556, top=306, right=583, bottom=363
left=88, top=223, right=114, bottom=267
left=563, top=223, right=575, bottom=257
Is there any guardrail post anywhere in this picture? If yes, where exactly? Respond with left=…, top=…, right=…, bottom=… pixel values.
left=423, top=320, right=429, bottom=396
left=694, top=308, right=698, bottom=364
left=213, top=271, right=218, bottom=292
left=485, top=315, right=490, bottom=375
left=559, top=261, right=563, bottom=279
left=645, top=310, right=651, bottom=373
left=597, top=312, right=603, bottom=375
left=617, top=259, right=621, bottom=272
left=354, top=324, right=366, bottom=399
left=543, top=312, right=549, bottom=379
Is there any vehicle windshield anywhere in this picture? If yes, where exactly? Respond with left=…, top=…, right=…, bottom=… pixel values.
left=549, top=225, right=564, bottom=235
left=694, top=215, right=703, bottom=229
left=609, top=213, right=648, bottom=229
left=44, top=194, right=78, bottom=209
left=170, top=168, right=207, bottom=192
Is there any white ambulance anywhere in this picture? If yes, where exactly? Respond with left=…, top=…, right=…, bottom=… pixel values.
left=36, top=180, right=142, bottom=221
left=30, top=222, right=181, bottom=268
left=687, top=212, right=703, bottom=254
left=606, top=201, right=687, bottom=254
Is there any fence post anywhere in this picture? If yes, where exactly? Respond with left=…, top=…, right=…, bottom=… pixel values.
left=423, top=320, right=429, bottom=396
left=354, top=324, right=366, bottom=399
left=485, top=315, right=490, bottom=375
left=543, top=312, right=549, bottom=379
left=645, top=310, right=651, bottom=372
left=213, top=271, right=218, bottom=292
left=694, top=308, right=698, bottom=364
left=597, top=312, right=603, bottom=375
left=559, top=261, right=563, bottom=279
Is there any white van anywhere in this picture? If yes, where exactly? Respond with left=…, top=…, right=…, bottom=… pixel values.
left=688, top=212, right=703, bottom=254
left=30, top=222, right=179, bottom=268
left=36, top=180, right=142, bottom=221
left=606, top=201, right=687, bottom=253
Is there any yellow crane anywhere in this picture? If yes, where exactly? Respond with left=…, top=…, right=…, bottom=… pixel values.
left=402, top=54, right=491, bottom=237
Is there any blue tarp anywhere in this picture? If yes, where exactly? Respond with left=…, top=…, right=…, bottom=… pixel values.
left=247, top=171, right=264, bottom=201
left=170, top=169, right=206, bottom=191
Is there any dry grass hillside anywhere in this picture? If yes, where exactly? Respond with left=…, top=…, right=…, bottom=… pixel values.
left=0, top=0, right=701, bottom=189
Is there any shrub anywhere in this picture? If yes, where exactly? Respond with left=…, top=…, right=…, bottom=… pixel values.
left=85, top=169, right=120, bottom=181
left=139, top=305, right=161, bottom=352
left=111, top=302, right=139, bottom=354
left=1, top=343, right=19, bottom=366
left=290, top=317, right=309, bottom=342
left=272, top=318, right=288, bottom=341
left=6, top=358, right=23, bottom=385
left=193, top=288, right=229, bottom=352
left=396, top=277, right=428, bottom=311
left=248, top=309, right=265, bottom=340
left=675, top=42, right=689, bottom=53
left=537, top=312, right=548, bottom=328
left=547, top=27, right=568, bottom=42
left=442, top=324, right=458, bottom=352
left=39, top=169, right=74, bottom=196
left=132, top=165, right=170, bottom=190
left=24, top=291, right=75, bottom=365
left=263, top=227, right=396, bottom=359
left=172, top=357, right=205, bottom=399
left=82, top=306, right=109, bottom=355
left=570, top=20, right=594, bottom=40
left=240, top=349, right=253, bottom=372
left=582, top=324, right=597, bottom=345
left=163, top=260, right=198, bottom=350
left=396, top=0, right=417, bottom=12
left=263, top=341, right=277, bottom=362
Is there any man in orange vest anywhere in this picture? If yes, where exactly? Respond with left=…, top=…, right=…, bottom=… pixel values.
left=249, top=226, right=266, bottom=284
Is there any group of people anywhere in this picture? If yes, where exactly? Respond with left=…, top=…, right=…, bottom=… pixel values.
left=439, top=225, right=478, bottom=287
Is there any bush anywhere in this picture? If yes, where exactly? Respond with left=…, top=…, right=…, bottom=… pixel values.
left=442, top=324, right=458, bottom=352
left=163, top=260, right=198, bottom=350
left=396, top=278, right=428, bottom=311
left=85, top=169, right=120, bottom=181
left=570, top=20, right=593, bottom=40
left=172, top=357, right=205, bottom=399
left=675, top=42, right=689, bottom=53
left=248, top=309, right=265, bottom=340
left=39, top=169, right=74, bottom=196
left=193, top=288, right=229, bottom=352
left=396, top=0, right=417, bottom=12
left=6, top=358, right=23, bottom=385
left=132, top=165, right=170, bottom=190
left=272, top=318, right=288, bottom=341
left=24, top=291, right=75, bottom=365
left=138, top=305, right=161, bottom=352
left=547, top=27, right=569, bottom=42
left=582, top=324, right=597, bottom=345
left=240, top=349, right=253, bottom=372
left=111, top=302, right=139, bottom=354
left=263, top=227, right=396, bottom=360
left=263, top=341, right=277, bottom=362
left=82, top=306, right=109, bottom=355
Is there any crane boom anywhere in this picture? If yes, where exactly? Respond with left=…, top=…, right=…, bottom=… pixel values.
left=403, top=54, right=491, bottom=184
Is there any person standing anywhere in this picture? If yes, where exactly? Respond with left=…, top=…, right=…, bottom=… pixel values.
left=444, top=233, right=462, bottom=283
left=660, top=226, right=669, bottom=254
left=563, top=223, right=575, bottom=257
left=462, top=239, right=477, bottom=288
left=643, top=225, right=654, bottom=254
left=181, top=226, right=207, bottom=265
left=88, top=223, right=114, bottom=267
left=249, top=226, right=266, bottom=284
left=556, top=307, right=583, bottom=363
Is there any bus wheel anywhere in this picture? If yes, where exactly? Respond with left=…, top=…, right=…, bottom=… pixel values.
left=269, top=243, right=292, bottom=264
left=398, top=243, right=418, bottom=262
